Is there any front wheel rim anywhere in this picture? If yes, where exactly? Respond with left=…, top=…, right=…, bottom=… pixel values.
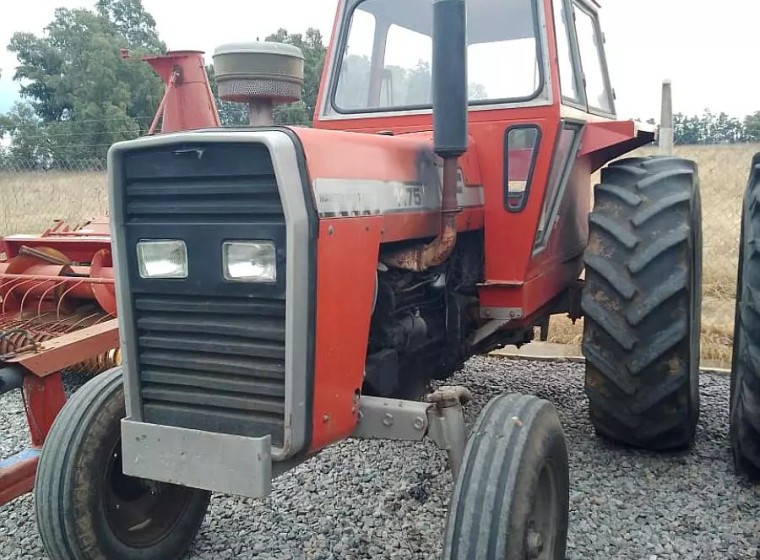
left=524, top=460, right=560, bottom=560
left=102, top=438, right=194, bottom=548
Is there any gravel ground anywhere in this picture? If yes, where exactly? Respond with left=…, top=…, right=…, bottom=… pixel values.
left=1, top=356, right=759, bottom=559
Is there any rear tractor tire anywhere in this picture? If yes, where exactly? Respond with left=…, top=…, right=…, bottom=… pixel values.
left=729, top=153, right=760, bottom=481
left=581, top=156, right=702, bottom=450
left=442, top=394, right=569, bottom=559
left=35, top=367, right=211, bottom=560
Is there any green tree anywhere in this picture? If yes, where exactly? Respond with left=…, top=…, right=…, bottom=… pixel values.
left=264, top=28, right=326, bottom=124
left=744, top=111, right=760, bottom=142
left=95, top=0, right=164, bottom=52
left=469, top=83, right=488, bottom=101
left=406, top=61, right=432, bottom=106
left=5, top=0, right=165, bottom=163
left=674, top=111, right=710, bottom=145
left=674, top=109, right=749, bottom=145
left=205, top=64, right=249, bottom=127
left=335, top=54, right=371, bottom=109
left=713, top=111, right=744, bottom=143
left=0, top=101, right=53, bottom=168
left=205, top=28, right=327, bottom=127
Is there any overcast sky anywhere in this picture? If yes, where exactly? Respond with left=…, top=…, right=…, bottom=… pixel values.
left=1, top=0, right=758, bottom=121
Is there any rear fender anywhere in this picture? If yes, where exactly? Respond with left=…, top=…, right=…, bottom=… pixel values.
left=580, top=120, right=656, bottom=172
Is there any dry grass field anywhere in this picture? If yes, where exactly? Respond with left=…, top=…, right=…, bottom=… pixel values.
left=548, top=142, right=760, bottom=368
left=1, top=142, right=757, bottom=367
left=0, top=170, right=108, bottom=236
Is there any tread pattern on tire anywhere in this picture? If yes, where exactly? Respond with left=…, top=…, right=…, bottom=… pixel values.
left=34, top=368, right=210, bottom=560
left=443, top=394, right=569, bottom=560
left=731, top=154, right=760, bottom=479
left=36, top=368, right=126, bottom=559
left=582, top=156, right=701, bottom=450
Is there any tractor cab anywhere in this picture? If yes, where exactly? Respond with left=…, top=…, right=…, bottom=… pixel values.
left=313, top=0, right=652, bottom=327
left=315, top=0, right=618, bottom=131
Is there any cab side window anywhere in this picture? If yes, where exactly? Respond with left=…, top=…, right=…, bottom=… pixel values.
left=573, top=2, right=614, bottom=114
left=552, top=0, right=615, bottom=115
left=552, top=0, right=582, bottom=104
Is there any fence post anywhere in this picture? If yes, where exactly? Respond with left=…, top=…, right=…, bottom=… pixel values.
left=659, top=79, right=674, bottom=156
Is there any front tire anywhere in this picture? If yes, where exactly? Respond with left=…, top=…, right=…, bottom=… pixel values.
left=35, top=367, right=211, bottom=560
left=730, top=153, right=760, bottom=480
left=442, top=394, right=569, bottom=559
left=582, top=156, right=702, bottom=450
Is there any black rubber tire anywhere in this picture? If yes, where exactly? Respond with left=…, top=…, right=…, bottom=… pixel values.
left=442, top=394, right=569, bottom=560
left=35, top=367, right=211, bottom=560
left=581, top=156, right=702, bottom=450
left=729, top=153, right=760, bottom=480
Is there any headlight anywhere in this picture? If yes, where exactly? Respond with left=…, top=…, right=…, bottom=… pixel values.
left=223, top=241, right=277, bottom=283
left=136, top=240, right=188, bottom=279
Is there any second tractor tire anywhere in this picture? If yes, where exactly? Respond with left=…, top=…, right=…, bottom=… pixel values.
left=729, top=152, right=760, bottom=480
left=582, top=156, right=702, bottom=450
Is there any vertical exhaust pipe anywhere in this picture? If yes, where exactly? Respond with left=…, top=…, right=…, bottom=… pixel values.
left=433, top=0, right=469, bottom=160
left=383, top=0, right=469, bottom=272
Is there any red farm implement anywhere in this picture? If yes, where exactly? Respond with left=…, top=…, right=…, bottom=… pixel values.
left=0, top=219, right=119, bottom=504
left=0, top=50, right=220, bottom=507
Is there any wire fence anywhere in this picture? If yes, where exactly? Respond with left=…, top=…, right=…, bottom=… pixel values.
left=1, top=142, right=757, bottom=366
left=0, top=159, right=108, bottom=237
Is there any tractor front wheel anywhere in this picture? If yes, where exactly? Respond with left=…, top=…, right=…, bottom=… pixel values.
left=582, top=156, right=702, bottom=450
left=35, top=367, right=211, bottom=560
left=441, top=394, right=569, bottom=559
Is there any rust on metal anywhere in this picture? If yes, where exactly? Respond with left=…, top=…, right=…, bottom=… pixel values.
left=425, top=385, right=473, bottom=408
left=4, top=319, right=120, bottom=377
left=382, top=157, right=462, bottom=272
left=17, top=245, right=73, bottom=266
left=0, top=328, right=44, bottom=355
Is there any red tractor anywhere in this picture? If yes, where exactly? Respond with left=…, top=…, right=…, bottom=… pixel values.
left=29, top=0, right=702, bottom=558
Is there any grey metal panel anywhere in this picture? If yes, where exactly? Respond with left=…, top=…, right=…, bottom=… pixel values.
left=351, top=390, right=469, bottom=476
left=267, top=132, right=311, bottom=460
left=352, top=396, right=431, bottom=441
left=107, top=143, right=143, bottom=421
left=120, top=418, right=272, bottom=498
left=312, top=176, right=484, bottom=218
left=108, top=130, right=309, bottom=460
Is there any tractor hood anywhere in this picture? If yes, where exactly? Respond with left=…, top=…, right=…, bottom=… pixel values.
left=292, top=127, right=484, bottom=233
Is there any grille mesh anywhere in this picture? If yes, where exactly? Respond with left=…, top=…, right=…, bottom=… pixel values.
left=135, top=294, right=286, bottom=447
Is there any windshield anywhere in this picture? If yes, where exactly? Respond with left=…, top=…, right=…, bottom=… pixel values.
left=333, top=0, right=544, bottom=113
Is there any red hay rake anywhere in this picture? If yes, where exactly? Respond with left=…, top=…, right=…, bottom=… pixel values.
left=0, top=219, right=121, bottom=504
left=0, top=47, right=223, bottom=506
